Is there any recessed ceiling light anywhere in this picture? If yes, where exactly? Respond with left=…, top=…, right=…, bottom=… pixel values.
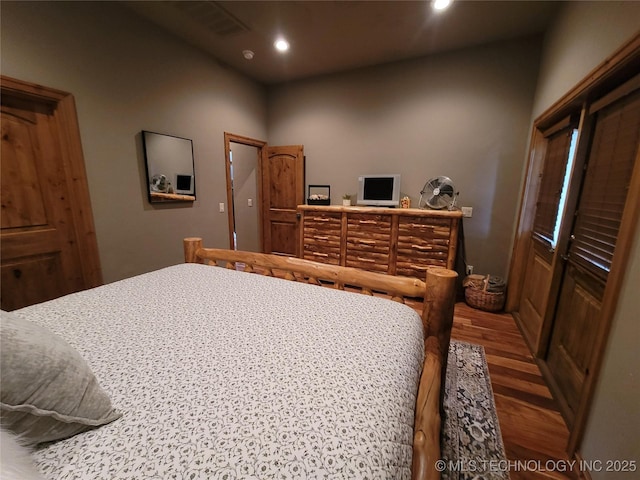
left=242, top=49, right=254, bottom=60
left=274, top=38, right=290, bottom=53
left=432, top=0, right=453, bottom=11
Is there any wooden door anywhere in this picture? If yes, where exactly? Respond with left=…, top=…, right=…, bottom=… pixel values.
left=1, top=77, right=102, bottom=311
left=516, top=122, right=578, bottom=352
left=545, top=87, right=640, bottom=427
left=261, top=145, right=304, bottom=256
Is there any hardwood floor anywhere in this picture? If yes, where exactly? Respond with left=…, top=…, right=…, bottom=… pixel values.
left=449, top=302, right=577, bottom=480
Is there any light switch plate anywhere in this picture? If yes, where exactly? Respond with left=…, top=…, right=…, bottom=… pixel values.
left=219, top=203, right=225, bottom=213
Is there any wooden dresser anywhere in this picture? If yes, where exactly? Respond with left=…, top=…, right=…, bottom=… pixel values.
left=298, top=205, right=462, bottom=279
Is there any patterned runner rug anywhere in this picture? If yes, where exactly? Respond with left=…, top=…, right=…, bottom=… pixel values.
left=441, top=341, right=510, bottom=480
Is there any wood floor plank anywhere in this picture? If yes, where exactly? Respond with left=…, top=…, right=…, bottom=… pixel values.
left=492, top=384, right=560, bottom=411
left=484, top=353, right=542, bottom=375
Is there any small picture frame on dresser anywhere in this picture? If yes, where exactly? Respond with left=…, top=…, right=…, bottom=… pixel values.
left=307, top=185, right=331, bottom=205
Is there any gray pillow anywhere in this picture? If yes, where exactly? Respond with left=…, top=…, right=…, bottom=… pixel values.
left=0, top=310, right=121, bottom=446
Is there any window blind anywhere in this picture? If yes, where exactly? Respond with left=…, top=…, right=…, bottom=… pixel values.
left=569, top=89, right=640, bottom=280
left=533, top=126, right=574, bottom=246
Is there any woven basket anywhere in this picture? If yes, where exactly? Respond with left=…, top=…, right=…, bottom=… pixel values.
left=463, top=274, right=506, bottom=312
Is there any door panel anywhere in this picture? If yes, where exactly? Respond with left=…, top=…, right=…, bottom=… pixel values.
left=270, top=221, right=298, bottom=257
left=262, top=145, right=304, bottom=256
left=1, top=81, right=99, bottom=311
left=1, top=106, right=48, bottom=229
left=517, top=240, right=553, bottom=348
left=1, top=254, right=67, bottom=310
left=546, top=265, right=603, bottom=425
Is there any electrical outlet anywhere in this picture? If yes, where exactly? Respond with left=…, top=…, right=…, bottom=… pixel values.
left=219, top=203, right=225, bottom=213
left=466, top=265, right=474, bottom=275
left=248, top=198, right=253, bottom=207
left=461, top=206, right=473, bottom=218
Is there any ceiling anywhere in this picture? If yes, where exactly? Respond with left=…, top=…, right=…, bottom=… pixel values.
left=124, top=1, right=563, bottom=85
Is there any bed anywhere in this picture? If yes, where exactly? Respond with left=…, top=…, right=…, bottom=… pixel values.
left=1, top=237, right=457, bottom=480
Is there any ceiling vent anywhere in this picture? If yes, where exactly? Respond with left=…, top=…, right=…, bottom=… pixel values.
left=170, top=1, right=249, bottom=36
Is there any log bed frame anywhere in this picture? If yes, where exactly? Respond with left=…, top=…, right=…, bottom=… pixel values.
left=183, top=237, right=458, bottom=480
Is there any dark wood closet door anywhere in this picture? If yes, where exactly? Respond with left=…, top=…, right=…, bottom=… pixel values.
left=1, top=77, right=102, bottom=310
left=546, top=87, right=640, bottom=426
left=262, top=145, right=304, bottom=256
left=516, top=123, right=576, bottom=351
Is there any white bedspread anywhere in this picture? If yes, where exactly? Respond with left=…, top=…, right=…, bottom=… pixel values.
left=14, top=263, right=424, bottom=479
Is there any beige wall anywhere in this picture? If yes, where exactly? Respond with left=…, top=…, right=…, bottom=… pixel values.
left=528, top=2, right=640, bottom=474
left=532, top=1, right=640, bottom=118
left=267, top=37, right=542, bottom=278
left=1, top=1, right=267, bottom=283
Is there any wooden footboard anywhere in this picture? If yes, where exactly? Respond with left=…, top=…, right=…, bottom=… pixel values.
left=183, top=237, right=457, bottom=480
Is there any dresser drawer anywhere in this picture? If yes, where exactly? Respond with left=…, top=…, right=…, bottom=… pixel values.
left=301, top=211, right=342, bottom=265
left=397, top=215, right=453, bottom=277
left=304, top=212, right=342, bottom=234
left=345, top=214, right=391, bottom=272
left=303, top=247, right=341, bottom=265
left=346, top=214, right=391, bottom=252
left=396, top=261, right=446, bottom=279
left=398, top=216, right=452, bottom=239
left=347, top=213, right=391, bottom=231
left=397, top=236, right=450, bottom=260
left=345, top=252, right=390, bottom=273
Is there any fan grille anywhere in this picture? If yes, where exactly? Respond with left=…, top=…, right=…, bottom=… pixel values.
left=419, top=176, right=455, bottom=209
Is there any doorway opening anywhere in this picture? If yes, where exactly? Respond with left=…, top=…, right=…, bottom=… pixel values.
left=224, top=133, right=266, bottom=252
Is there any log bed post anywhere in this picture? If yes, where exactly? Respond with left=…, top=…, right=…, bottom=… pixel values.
left=413, top=267, right=457, bottom=480
left=422, top=267, right=458, bottom=376
left=184, top=237, right=204, bottom=264
left=412, top=336, right=443, bottom=480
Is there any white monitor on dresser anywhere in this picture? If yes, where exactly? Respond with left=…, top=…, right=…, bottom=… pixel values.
left=357, top=174, right=401, bottom=207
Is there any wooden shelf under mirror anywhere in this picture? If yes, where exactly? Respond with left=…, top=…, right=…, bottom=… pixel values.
left=150, top=192, right=195, bottom=202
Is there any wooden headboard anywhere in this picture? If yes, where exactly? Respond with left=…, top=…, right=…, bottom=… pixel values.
left=183, top=237, right=457, bottom=480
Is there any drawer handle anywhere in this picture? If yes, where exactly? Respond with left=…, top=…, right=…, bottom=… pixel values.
left=411, top=244, right=432, bottom=251
left=313, top=217, right=330, bottom=222
left=13, top=269, right=22, bottom=279
left=312, top=252, right=329, bottom=257
left=316, top=236, right=329, bottom=240
left=357, top=239, right=376, bottom=245
left=407, top=223, right=435, bottom=229
left=358, top=220, right=377, bottom=224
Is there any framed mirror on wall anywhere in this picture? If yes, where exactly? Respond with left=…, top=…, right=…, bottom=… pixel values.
left=142, top=130, right=196, bottom=203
